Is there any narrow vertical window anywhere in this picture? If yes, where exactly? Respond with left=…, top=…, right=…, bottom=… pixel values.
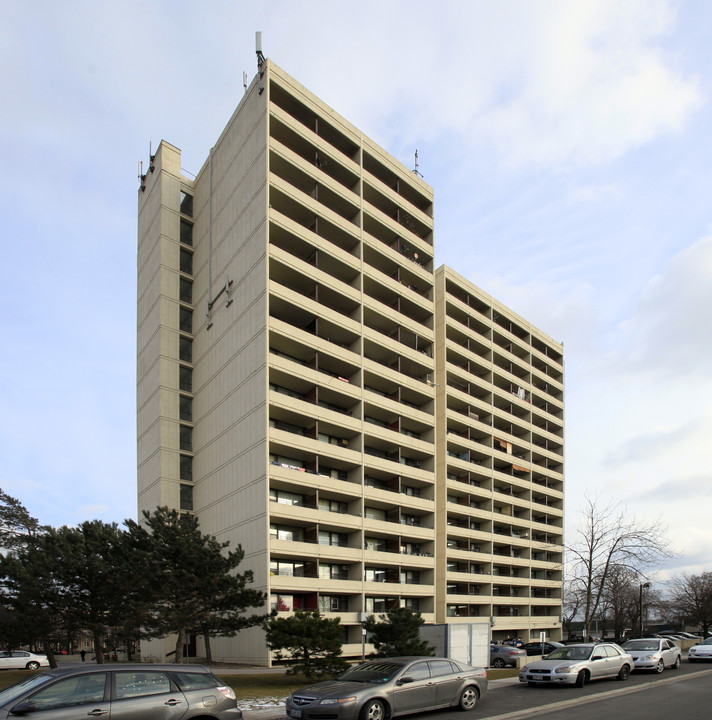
left=180, top=191, right=193, bottom=217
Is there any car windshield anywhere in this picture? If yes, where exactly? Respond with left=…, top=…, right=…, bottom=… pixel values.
left=700, top=638, right=712, bottom=646
left=338, top=662, right=405, bottom=683
left=544, top=647, right=592, bottom=661
left=0, top=673, right=54, bottom=705
left=623, top=640, right=659, bottom=651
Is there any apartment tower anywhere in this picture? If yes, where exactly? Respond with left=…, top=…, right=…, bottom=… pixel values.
left=137, top=57, right=564, bottom=665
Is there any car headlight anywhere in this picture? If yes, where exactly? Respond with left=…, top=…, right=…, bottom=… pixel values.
left=320, top=697, right=356, bottom=705
left=554, top=666, right=573, bottom=674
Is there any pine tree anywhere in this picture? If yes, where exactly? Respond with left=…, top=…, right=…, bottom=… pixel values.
left=267, top=610, right=349, bottom=678
left=364, top=607, right=434, bottom=657
left=135, top=507, right=268, bottom=662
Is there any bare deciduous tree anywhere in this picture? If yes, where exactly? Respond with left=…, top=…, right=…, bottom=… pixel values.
left=600, top=564, right=653, bottom=639
left=567, top=493, right=673, bottom=640
left=562, top=577, right=586, bottom=639
left=667, top=571, right=712, bottom=636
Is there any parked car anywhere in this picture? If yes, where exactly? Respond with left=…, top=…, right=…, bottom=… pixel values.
left=620, top=638, right=681, bottom=672
left=490, top=644, right=527, bottom=667
left=286, top=657, right=487, bottom=720
left=0, top=651, right=49, bottom=671
left=0, top=664, right=240, bottom=719
left=519, top=643, right=634, bottom=687
left=521, top=641, right=564, bottom=657
left=688, top=637, right=712, bottom=662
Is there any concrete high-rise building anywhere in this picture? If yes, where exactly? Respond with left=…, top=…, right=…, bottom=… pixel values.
left=433, top=267, right=564, bottom=638
left=137, top=56, right=564, bottom=665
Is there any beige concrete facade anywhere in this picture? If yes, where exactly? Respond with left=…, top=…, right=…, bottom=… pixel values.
left=137, top=59, right=563, bottom=665
left=433, top=267, right=564, bottom=642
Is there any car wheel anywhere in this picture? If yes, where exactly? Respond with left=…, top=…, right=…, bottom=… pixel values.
left=654, top=659, right=664, bottom=673
left=360, top=699, right=386, bottom=720
left=575, top=670, right=588, bottom=687
left=456, top=686, right=478, bottom=711
left=672, top=656, right=681, bottom=669
left=26, top=662, right=40, bottom=670
left=617, top=664, right=631, bottom=681
left=492, top=658, right=506, bottom=668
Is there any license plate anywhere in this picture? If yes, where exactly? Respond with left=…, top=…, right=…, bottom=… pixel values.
left=289, top=711, right=302, bottom=718
left=531, top=674, right=543, bottom=680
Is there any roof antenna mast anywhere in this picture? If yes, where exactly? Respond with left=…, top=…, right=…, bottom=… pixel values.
left=256, top=31, right=266, bottom=94
left=413, top=149, right=422, bottom=177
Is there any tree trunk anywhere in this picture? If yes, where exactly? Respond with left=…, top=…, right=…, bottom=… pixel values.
left=174, top=628, right=186, bottom=664
left=94, top=633, right=105, bottom=665
left=42, top=638, right=57, bottom=669
left=204, top=630, right=213, bottom=665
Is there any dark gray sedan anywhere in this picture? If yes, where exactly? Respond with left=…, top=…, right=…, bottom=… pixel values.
left=286, top=657, right=488, bottom=720
left=0, top=664, right=240, bottom=719
left=521, top=641, right=565, bottom=657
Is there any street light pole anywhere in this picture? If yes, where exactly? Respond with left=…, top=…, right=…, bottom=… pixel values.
left=639, top=582, right=651, bottom=637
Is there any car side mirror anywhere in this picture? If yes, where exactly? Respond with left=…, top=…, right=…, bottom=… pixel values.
left=10, top=702, right=37, bottom=716
left=591, top=655, right=603, bottom=662
left=397, top=677, right=414, bottom=685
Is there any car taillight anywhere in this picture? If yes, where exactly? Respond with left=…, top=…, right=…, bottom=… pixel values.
left=218, top=686, right=236, bottom=700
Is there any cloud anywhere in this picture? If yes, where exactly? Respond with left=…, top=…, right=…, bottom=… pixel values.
left=613, top=233, right=712, bottom=378
left=638, top=474, right=712, bottom=502
left=604, top=422, right=697, bottom=466
left=296, top=0, right=703, bottom=172
left=470, top=0, right=702, bottom=169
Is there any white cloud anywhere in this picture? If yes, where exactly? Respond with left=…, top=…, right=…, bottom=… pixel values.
left=614, top=233, right=712, bottom=379
left=263, top=1, right=703, bottom=172
left=603, top=422, right=697, bottom=466
left=1, top=0, right=711, bottom=579
left=467, top=0, right=702, bottom=169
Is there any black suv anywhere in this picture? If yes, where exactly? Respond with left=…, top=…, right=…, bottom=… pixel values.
left=0, top=663, right=241, bottom=719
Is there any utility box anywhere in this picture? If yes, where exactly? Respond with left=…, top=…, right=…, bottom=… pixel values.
left=420, top=623, right=490, bottom=668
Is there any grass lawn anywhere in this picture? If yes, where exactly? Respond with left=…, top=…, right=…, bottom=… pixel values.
left=0, top=671, right=39, bottom=690
left=0, top=667, right=519, bottom=701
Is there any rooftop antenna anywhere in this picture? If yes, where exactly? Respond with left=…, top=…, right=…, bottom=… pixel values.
left=412, top=149, right=422, bottom=177
left=243, top=71, right=248, bottom=93
left=256, top=31, right=266, bottom=94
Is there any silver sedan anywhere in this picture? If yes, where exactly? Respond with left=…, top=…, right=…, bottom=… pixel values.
left=621, top=638, right=681, bottom=672
left=490, top=644, right=526, bottom=668
left=286, top=657, right=488, bottom=720
left=688, top=636, right=712, bottom=662
left=519, top=643, right=634, bottom=687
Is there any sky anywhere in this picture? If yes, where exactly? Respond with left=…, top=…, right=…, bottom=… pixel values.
left=1, top=0, right=711, bottom=582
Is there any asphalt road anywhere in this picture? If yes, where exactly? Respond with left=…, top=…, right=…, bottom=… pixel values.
left=246, top=663, right=712, bottom=720
left=457, top=663, right=712, bottom=720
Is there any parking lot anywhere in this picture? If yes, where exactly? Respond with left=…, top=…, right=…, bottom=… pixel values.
left=241, top=659, right=712, bottom=720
